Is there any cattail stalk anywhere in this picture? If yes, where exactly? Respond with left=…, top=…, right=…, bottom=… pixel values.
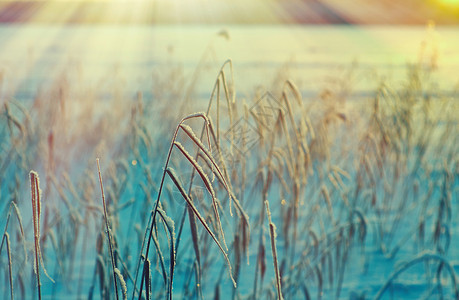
left=30, top=171, right=42, bottom=300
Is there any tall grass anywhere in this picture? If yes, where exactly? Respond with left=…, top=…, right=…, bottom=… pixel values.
left=0, top=30, right=458, bottom=299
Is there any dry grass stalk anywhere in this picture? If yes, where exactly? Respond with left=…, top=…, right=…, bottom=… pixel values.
left=29, top=171, right=54, bottom=300
left=96, top=159, right=119, bottom=300
left=166, top=168, right=235, bottom=287
left=3, top=232, right=14, bottom=300
left=114, top=267, right=127, bottom=300
left=265, top=200, right=283, bottom=300
left=1, top=201, right=26, bottom=262
left=155, top=207, right=176, bottom=300
left=143, top=258, right=151, bottom=300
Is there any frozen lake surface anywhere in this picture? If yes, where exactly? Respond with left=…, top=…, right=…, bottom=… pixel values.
left=0, top=25, right=458, bottom=103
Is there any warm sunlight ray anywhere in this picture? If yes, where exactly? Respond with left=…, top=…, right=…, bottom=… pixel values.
left=440, top=0, right=459, bottom=4
left=437, top=0, right=459, bottom=8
